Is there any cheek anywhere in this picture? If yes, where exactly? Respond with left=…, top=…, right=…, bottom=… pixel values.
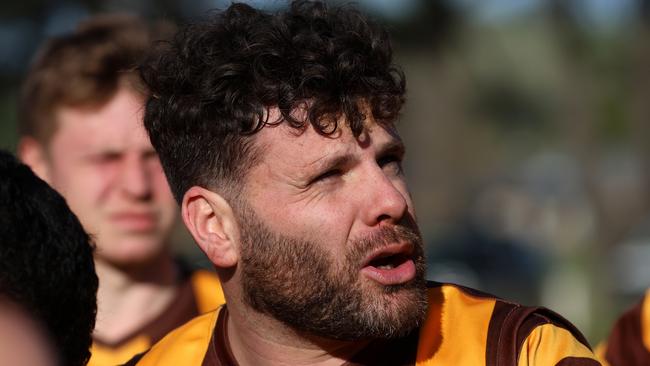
left=293, top=203, right=356, bottom=251
left=148, top=168, right=177, bottom=219
left=152, top=170, right=172, bottom=192
left=152, top=171, right=176, bottom=203
left=50, top=164, right=110, bottom=204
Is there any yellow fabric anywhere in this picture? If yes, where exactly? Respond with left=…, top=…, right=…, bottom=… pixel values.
left=416, top=285, right=495, bottom=365
left=88, top=336, right=150, bottom=366
left=88, top=270, right=224, bottom=366
left=191, top=269, right=226, bottom=313
left=416, top=285, right=598, bottom=365
left=518, top=324, right=596, bottom=366
left=642, top=289, right=650, bottom=353
left=131, top=310, right=220, bottom=366
left=593, top=341, right=609, bottom=366
left=128, top=284, right=598, bottom=365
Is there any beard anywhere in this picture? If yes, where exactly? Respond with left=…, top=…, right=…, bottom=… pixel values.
left=236, top=201, right=428, bottom=341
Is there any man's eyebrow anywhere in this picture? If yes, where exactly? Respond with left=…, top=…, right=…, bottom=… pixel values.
left=296, top=151, right=355, bottom=183
left=309, top=153, right=355, bottom=173
left=377, top=139, right=406, bottom=157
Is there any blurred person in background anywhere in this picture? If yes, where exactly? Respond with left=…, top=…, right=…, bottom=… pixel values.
left=17, top=14, right=225, bottom=366
left=596, top=290, right=650, bottom=365
left=0, top=149, right=98, bottom=366
left=125, top=2, right=599, bottom=365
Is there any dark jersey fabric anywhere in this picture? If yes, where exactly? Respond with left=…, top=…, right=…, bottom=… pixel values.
left=599, top=293, right=650, bottom=366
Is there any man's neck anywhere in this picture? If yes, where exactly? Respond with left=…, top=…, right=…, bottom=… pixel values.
left=93, top=252, right=180, bottom=343
left=225, top=303, right=370, bottom=366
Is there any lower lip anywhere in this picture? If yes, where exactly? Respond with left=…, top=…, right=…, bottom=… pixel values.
left=361, top=259, right=416, bottom=285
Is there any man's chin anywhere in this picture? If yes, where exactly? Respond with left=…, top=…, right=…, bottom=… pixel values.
left=95, top=238, right=168, bottom=268
left=353, top=277, right=428, bottom=329
left=330, top=288, right=427, bottom=341
left=368, top=280, right=426, bottom=307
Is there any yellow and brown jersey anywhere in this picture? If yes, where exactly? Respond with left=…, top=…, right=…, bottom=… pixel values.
left=89, top=269, right=225, bottom=366
left=123, top=282, right=599, bottom=366
left=596, top=289, right=650, bottom=366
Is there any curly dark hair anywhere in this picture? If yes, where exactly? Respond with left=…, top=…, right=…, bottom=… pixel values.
left=140, top=0, right=406, bottom=201
left=0, top=150, right=98, bottom=366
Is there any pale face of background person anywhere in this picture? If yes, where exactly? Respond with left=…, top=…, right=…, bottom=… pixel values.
left=33, top=87, right=177, bottom=267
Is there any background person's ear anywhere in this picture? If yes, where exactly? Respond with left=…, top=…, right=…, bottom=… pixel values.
left=17, top=137, right=52, bottom=184
left=182, top=186, right=240, bottom=268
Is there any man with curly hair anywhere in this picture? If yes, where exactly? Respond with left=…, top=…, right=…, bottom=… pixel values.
left=0, top=149, right=98, bottom=366
left=128, top=1, right=600, bottom=365
left=17, top=15, right=225, bottom=366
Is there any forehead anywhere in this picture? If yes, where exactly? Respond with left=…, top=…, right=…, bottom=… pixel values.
left=52, top=88, right=151, bottom=151
left=252, top=112, right=400, bottom=170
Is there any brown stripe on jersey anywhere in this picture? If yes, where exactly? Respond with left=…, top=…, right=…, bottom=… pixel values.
left=485, top=301, right=593, bottom=366
left=554, top=357, right=601, bottom=365
left=603, top=296, right=650, bottom=366
left=120, top=351, right=146, bottom=366
left=485, top=301, right=517, bottom=365
left=522, top=308, right=591, bottom=350
left=202, top=307, right=236, bottom=366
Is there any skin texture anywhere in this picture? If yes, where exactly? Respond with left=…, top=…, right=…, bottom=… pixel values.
left=20, top=87, right=180, bottom=343
left=0, top=300, right=59, bottom=366
left=183, top=110, right=428, bottom=365
left=29, top=87, right=177, bottom=268
left=235, top=120, right=428, bottom=341
left=238, top=200, right=426, bottom=340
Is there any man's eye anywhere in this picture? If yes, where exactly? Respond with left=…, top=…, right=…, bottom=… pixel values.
left=312, top=169, right=342, bottom=184
left=91, top=153, right=121, bottom=164
left=378, top=155, right=403, bottom=174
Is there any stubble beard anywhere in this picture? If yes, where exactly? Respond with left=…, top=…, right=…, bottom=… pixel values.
left=237, top=202, right=428, bottom=341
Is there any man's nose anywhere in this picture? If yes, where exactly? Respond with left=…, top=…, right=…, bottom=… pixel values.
left=120, top=156, right=152, bottom=199
left=359, top=167, right=409, bottom=226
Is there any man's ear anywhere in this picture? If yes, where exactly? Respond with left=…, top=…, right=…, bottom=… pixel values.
left=17, top=137, right=52, bottom=183
left=182, top=186, right=240, bottom=268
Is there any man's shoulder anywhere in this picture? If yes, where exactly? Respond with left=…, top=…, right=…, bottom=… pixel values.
left=425, top=281, right=589, bottom=336
left=597, top=289, right=650, bottom=365
left=419, top=281, right=599, bottom=365
left=122, top=308, right=221, bottom=366
left=426, top=281, right=502, bottom=303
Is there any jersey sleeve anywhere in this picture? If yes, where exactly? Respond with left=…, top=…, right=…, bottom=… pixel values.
left=518, top=323, right=600, bottom=365
left=487, top=302, right=600, bottom=366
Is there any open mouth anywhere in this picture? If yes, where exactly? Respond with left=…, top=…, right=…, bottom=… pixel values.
left=367, top=252, right=411, bottom=270
left=361, top=244, right=417, bottom=285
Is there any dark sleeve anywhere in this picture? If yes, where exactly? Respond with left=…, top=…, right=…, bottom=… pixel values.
left=486, top=302, right=600, bottom=365
left=601, top=296, right=650, bottom=366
